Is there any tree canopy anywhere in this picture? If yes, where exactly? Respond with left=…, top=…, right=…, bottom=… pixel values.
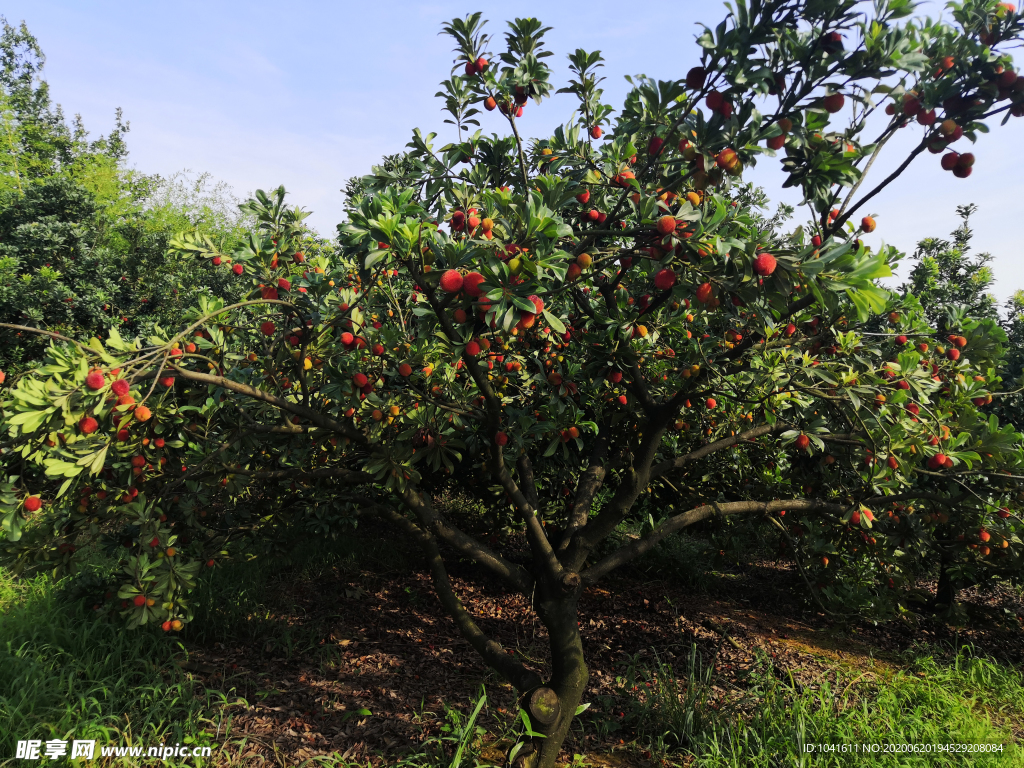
left=2, top=1, right=1024, bottom=766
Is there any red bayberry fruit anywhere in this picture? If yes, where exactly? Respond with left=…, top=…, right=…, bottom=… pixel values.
left=753, top=253, right=777, bottom=276
left=24, top=496, right=42, bottom=512
left=822, top=93, right=845, bottom=113
left=260, top=321, right=276, bottom=336
left=657, top=216, right=676, bottom=235
left=685, top=66, right=706, bottom=89
left=440, top=270, right=464, bottom=293
left=463, top=271, right=486, bottom=297
left=86, top=371, right=106, bottom=390
left=654, top=269, right=676, bottom=291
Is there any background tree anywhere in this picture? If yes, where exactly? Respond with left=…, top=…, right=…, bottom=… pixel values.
left=0, top=18, right=252, bottom=372
left=3, top=2, right=1024, bottom=767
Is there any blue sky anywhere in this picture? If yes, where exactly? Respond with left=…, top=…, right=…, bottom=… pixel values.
left=5, top=0, right=1023, bottom=301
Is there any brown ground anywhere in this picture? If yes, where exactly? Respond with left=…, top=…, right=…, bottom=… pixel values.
left=178, top=526, right=1024, bottom=767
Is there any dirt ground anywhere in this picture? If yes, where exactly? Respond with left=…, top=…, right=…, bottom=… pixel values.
left=180, top=529, right=1024, bottom=767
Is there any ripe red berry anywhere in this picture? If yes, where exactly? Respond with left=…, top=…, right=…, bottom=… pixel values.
left=590, top=125, right=602, bottom=139
left=278, top=278, right=291, bottom=291
left=608, top=371, right=623, bottom=383
left=495, top=431, right=509, bottom=446
left=440, top=270, right=464, bottom=293
left=353, top=373, right=368, bottom=388
left=685, top=66, right=707, bottom=89
left=947, top=348, right=960, bottom=361
left=463, top=271, right=486, bottom=297
left=654, top=269, right=676, bottom=291
left=260, top=321, right=276, bottom=336
left=656, top=216, right=676, bottom=235
left=24, top=496, right=42, bottom=512
left=696, top=283, right=714, bottom=304
left=706, top=398, right=717, bottom=409
left=232, top=264, right=244, bottom=275
left=896, top=335, right=907, bottom=345
left=795, top=434, right=810, bottom=450
left=85, top=371, right=106, bottom=390
left=133, top=595, right=146, bottom=607
left=753, top=253, right=777, bottom=276
left=79, top=416, right=99, bottom=434
left=466, top=340, right=481, bottom=356
left=576, top=190, right=590, bottom=204
left=111, top=379, right=130, bottom=397
left=822, top=93, right=845, bottom=113
left=860, top=216, right=876, bottom=233
left=399, top=363, right=412, bottom=377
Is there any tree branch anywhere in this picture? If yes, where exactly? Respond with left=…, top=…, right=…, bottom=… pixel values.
left=377, top=504, right=542, bottom=693
left=580, top=497, right=846, bottom=585
left=650, top=422, right=789, bottom=479
left=401, top=487, right=533, bottom=594
left=170, top=364, right=365, bottom=444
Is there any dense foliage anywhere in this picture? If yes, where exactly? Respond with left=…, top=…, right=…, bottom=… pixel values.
left=0, top=18, right=249, bottom=371
left=2, top=1, right=1024, bottom=765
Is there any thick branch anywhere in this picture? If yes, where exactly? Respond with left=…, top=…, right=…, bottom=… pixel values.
left=581, top=498, right=845, bottom=585
left=402, top=488, right=533, bottom=594
left=377, top=504, right=542, bottom=693
left=564, top=420, right=669, bottom=571
left=558, top=427, right=610, bottom=554
left=234, top=466, right=371, bottom=483
left=650, top=423, right=788, bottom=479
left=171, top=364, right=365, bottom=444
left=517, top=455, right=540, bottom=511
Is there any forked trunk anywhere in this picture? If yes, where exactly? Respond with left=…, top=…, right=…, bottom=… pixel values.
left=513, top=594, right=588, bottom=768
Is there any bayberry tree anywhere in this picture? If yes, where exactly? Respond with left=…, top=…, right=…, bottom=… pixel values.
left=3, top=1, right=1024, bottom=765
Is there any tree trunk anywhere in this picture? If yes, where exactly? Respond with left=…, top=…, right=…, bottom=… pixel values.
left=935, top=559, right=957, bottom=610
left=514, top=593, right=588, bottom=768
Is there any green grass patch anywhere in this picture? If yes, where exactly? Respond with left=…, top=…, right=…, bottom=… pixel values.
left=0, top=566, right=235, bottom=766
left=606, top=643, right=1024, bottom=767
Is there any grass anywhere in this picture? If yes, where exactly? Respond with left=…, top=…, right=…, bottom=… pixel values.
left=2, top=523, right=1022, bottom=767
left=0, top=566, right=237, bottom=767
left=610, top=642, right=1024, bottom=767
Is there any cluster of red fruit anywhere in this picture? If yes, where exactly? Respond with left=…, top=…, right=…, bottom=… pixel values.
left=80, top=370, right=152, bottom=431
left=449, top=208, right=497, bottom=239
